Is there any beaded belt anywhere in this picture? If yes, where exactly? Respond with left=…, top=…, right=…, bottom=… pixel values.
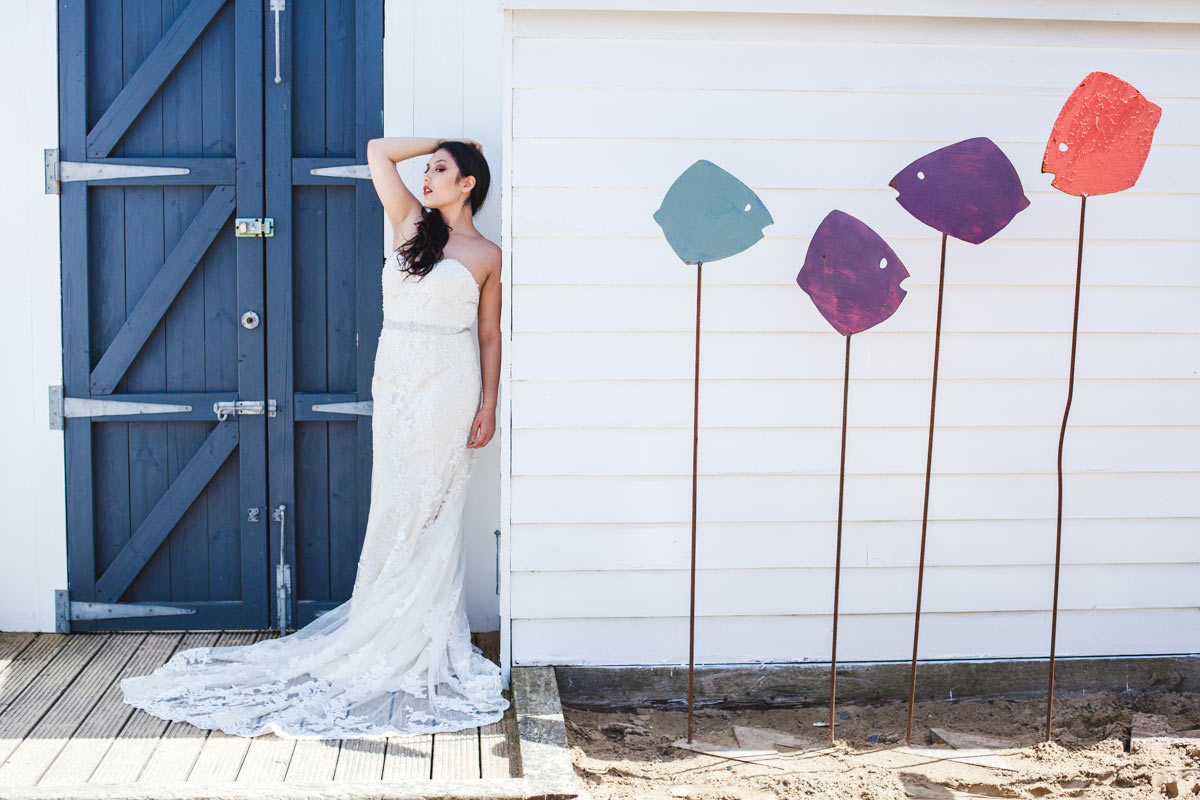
left=382, top=319, right=468, bottom=336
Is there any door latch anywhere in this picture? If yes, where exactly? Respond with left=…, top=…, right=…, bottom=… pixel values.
left=213, top=399, right=277, bottom=421
left=234, top=217, right=274, bottom=237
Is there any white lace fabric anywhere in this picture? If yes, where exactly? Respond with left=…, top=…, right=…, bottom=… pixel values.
left=119, top=251, right=508, bottom=739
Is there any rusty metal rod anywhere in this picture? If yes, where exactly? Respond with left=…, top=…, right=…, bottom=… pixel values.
left=687, top=261, right=703, bottom=744
left=906, top=232, right=948, bottom=746
left=1047, top=195, right=1087, bottom=742
left=829, top=333, right=852, bottom=747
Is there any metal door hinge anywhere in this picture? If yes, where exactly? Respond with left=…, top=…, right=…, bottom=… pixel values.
left=49, top=384, right=193, bottom=430
left=308, top=164, right=371, bottom=180
left=234, top=217, right=274, bottom=237
left=214, top=399, right=277, bottom=421
left=44, top=148, right=189, bottom=195
left=54, top=589, right=195, bottom=632
left=310, top=400, right=373, bottom=416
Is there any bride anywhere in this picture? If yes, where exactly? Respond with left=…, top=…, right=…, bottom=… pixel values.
left=119, top=136, right=508, bottom=739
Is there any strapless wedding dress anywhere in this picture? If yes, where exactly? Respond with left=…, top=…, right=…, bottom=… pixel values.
left=119, top=250, right=508, bottom=738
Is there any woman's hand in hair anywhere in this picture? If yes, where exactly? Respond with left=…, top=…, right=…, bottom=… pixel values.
left=451, top=137, right=482, bottom=154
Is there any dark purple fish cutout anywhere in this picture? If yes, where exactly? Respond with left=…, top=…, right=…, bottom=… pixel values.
left=890, top=137, right=1030, bottom=245
left=797, top=210, right=909, bottom=336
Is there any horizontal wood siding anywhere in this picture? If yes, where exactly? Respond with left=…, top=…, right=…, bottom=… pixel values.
left=508, top=10, right=1200, bottom=665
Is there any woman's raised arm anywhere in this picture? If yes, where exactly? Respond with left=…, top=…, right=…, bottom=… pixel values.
left=366, top=136, right=442, bottom=228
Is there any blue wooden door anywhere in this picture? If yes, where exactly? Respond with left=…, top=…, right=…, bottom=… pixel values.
left=57, top=0, right=383, bottom=632
left=265, top=1, right=384, bottom=630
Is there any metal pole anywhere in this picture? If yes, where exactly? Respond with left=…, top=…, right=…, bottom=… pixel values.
left=829, top=333, right=852, bottom=747
left=906, top=232, right=948, bottom=746
left=687, top=262, right=703, bottom=744
left=1047, top=194, right=1087, bottom=741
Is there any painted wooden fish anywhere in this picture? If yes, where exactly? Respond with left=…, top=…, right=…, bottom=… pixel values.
left=890, top=137, right=1030, bottom=245
left=797, top=210, right=909, bottom=336
left=653, top=160, right=773, bottom=264
left=1043, top=71, right=1162, bottom=197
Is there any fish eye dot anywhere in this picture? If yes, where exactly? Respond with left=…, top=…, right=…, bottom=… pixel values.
left=916, top=171, right=925, bottom=180
left=1059, top=142, right=1069, bottom=152
left=744, top=203, right=751, bottom=212
left=879, top=258, right=887, bottom=269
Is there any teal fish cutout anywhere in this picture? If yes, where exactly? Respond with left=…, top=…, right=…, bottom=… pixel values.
left=653, top=160, right=773, bottom=265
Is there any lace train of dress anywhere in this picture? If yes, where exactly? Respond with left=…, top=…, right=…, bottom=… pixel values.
left=119, top=250, right=508, bottom=739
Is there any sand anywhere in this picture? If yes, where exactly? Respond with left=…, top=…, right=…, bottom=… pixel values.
left=563, top=690, right=1200, bottom=799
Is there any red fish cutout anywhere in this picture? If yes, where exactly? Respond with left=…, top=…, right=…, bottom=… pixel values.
left=1043, top=71, right=1162, bottom=196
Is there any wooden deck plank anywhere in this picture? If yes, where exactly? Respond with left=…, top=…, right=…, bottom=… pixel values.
left=89, top=632, right=220, bottom=784
left=2, top=630, right=505, bottom=788
left=0, top=635, right=67, bottom=717
left=184, top=631, right=263, bottom=782
left=381, top=734, right=434, bottom=780
left=332, top=737, right=386, bottom=781
left=0, top=633, right=142, bottom=786
left=481, top=701, right=519, bottom=779
left=0, top=633, right=105, bottom=767
left=0, top=633, right=37, bottom=676
left=235, top=733, right=296, bottom=783
left=38, top=632, right=182, bottom=787
left=230, top=630, right=295, bottom=784
left=134, top=637, right=226, bottom=784
left=431, top=727, right=480, bottom=780
left=284, top=738, right=340, bottom=782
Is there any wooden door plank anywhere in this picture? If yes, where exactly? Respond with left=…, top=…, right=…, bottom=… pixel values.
left=430, top=727, right=480, bottom=780
left=117, top=0, right=172, bottom=611
left=0, top=635, right=66, bottom=716
left=0, top=633, right=141, bottom=786
left=89, top=632, right=219, bottom=784
left=95, top=420, right=239, bottom=603
left=353, top=0, right=385, bottom=546
left=0, top=634, right=106, bottom=767
left=86, top=0, right=228, bottom=157
left=480, top=704, right=519, bottom=779
left=231, top=0, right=269, bottom=631
left=90, top=185, right=236, bottom=395
left=58, top=0, right=98, bottom=617
left=185, top=631, right=262, bottom=782
left=199, top=1, right=242, bottom=617
left=381, top=734, right=433, bottom=780
left=38, top=633, right=181, bottom=787
left=325, top=0, right=361, bottom=602
left=284, top=739, right=340, bottom=782
left=332, top=737, right=386, bottom=781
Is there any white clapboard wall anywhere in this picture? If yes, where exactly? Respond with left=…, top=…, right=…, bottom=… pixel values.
left=504, top=8, right=1200, bottom=665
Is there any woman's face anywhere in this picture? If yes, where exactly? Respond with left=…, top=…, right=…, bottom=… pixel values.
left=422, top=149, right=471, bottom=210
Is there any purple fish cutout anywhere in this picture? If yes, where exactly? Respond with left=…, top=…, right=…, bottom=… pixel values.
left=797, top=210, right=909, bottom=336
left=890, top=137, right=1030, bottom=245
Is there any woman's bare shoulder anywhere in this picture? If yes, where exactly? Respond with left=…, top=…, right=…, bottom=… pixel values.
left=482, top=239, right=502, bottom=277
left=457, top=237, right=501, bottom=279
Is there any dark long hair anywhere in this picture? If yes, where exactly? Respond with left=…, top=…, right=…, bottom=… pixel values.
left=392, top=140, right=491, bottom=278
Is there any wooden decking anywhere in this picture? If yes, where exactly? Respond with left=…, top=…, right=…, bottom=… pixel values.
left=0, top=630, right=519, bottom=790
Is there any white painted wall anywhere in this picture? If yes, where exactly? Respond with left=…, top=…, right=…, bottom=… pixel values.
left=384, top=0, right=507, bottom=634
left=0, top=2, right=67, bottom=632
left=504, top=9, right=1200, bottom=665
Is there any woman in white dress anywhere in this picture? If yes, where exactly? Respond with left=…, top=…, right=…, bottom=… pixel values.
left=119, top=137, right=508, bottom=739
